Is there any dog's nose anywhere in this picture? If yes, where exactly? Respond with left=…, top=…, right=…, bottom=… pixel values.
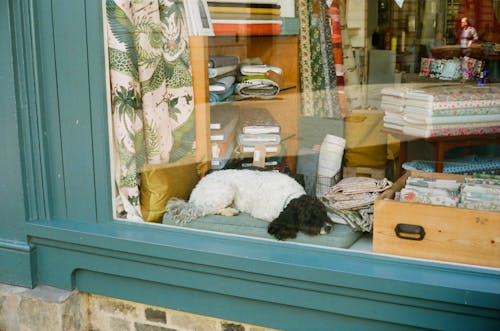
left=320, top=223, right=333, bottom=234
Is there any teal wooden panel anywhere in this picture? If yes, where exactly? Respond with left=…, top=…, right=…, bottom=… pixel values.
left=0, top=0, right=37, bottom=287
left=13, top=0, right=47, bottom=221
left=32, top=0, right=100, bottom=221
left=85, top=0, right=114, bottom=222
left=32, top=0, right=67, bottom=218
left=27, top=218, right=500, bottom=330
left=50, top=0, right=97, bottom=221
left=0, top=0, right=27, bottom=238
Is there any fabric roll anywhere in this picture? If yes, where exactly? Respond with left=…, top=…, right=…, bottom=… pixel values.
left=234, top=79, right=280, bottom=99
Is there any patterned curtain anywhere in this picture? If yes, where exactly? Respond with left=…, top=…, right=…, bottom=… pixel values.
left=106, top=0, right=195, bottom=219
left=297, top=0, right=340, bottom=118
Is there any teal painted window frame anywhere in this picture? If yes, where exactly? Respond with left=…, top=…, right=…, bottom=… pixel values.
left=2, top=0, right=499, bottom=329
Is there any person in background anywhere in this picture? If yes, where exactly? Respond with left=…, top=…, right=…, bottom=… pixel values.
left=459, top=17, right=479, bottom=56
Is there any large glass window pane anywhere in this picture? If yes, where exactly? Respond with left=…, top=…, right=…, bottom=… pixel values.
left=103, top=0, right=499, bottom=268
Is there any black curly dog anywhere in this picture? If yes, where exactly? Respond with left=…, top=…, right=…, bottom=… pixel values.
left=268, top=195, right=334, bottom=240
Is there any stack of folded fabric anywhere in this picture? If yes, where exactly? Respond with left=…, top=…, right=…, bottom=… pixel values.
left=402, top=84, right=500, bottom=138
left=234, top=107, right=283, bottom=168
left=381, top=84, right=500, bottom=138
left=459, top=175, right=500, bottom=211
left=398, top=176, right=461, bottom=207
left=234, top=58, right=282, bottom=100
left=380, top=86, right=407, bottom=131
left=322, top=177, right=392, bottom=232
left=210, top=104, right=240, bottom=169
left=207, top=0, right=282, bottom=36
left=419, top=57, right=484, bottom=81
left=396, top=175, right=500, bottom=211
left=208, top=55, right=240, bottom=104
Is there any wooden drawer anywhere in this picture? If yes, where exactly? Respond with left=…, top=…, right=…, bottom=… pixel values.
left=373, top=171, right=500, bottom=268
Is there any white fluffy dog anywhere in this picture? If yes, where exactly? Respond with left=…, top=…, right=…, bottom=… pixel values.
left=166, top=169, right=334, bottom=240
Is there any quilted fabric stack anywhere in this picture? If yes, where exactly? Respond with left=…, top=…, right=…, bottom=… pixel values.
left=397, top=175, right=500, bottom=212
left=460, top=175, right=500, bottom=211
left=419, top=56, right=484, bottom=81
left=381, top=84, right=500, bottom=138
left=380, top=86, right=407, bottom=131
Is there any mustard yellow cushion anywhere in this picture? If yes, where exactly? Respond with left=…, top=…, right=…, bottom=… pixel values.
left=386, top=134, right=400, bottom=160
left=140, top=154, right=200, bottom=223
left=344, top=109, right=387, bottom=168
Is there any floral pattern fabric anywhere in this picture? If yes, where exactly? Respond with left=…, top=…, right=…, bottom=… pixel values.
left=106, top=0, right=195, bottom=219
left=297, top=0, right=340, bottom=118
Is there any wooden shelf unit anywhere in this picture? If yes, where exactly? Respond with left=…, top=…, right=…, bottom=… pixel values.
left=191, top=35, right=300, bottom=174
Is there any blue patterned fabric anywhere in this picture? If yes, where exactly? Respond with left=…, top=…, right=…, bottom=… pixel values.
left=403, top=155, right=500, bottom=174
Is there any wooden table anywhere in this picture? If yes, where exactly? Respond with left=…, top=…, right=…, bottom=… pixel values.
left=383, top=128, right=500, bottom=175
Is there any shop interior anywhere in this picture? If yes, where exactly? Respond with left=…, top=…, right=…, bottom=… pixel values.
left=105, top=0, right=499, bottom=268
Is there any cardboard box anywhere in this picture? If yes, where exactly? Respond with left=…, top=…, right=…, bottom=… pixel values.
left=373, top=171, right=500, bottom=268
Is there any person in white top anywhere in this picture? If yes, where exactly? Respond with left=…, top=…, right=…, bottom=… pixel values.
left=459, top=17, right=479, bottom=56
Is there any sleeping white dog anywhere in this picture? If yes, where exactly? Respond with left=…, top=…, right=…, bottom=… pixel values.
left=166, top=169, right=334, bottom=240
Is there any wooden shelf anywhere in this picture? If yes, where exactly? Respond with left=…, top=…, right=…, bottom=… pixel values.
left=191, top=35, right=300, bottom=174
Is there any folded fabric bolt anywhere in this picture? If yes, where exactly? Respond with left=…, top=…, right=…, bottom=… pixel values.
left=327, top=206, right=374, bottom=232
left=464, top=176, right=500, bottom=186
left=327, top=177, right=393, bottom=195
left=209, top=76, right=236, bottom=93
left=234, top=79, right=280, bottom=99
left=237, top=133, right=281, bottom=146
left=208, top=65, right=238, bottom=79
left=458, top=179, right=500, bottom=211
left=406, top=176, right=461, bottom=191
left=400, top=186, right=459, bottom=207
left=403, top=113, right=500, bottom=125
left=324, top=192, right=379, bottom=210
left=239, top=74, right=267, bottom=81
left=403, top=155, right=500, bottom=174
left=461, top=182, right=500, bottom=195
left=459, top=200, right=500, bottom=211
left=240, top=64, right=283, bottom=76
left=208, top=55, right=240, bottom=68
left=209, top=84, right=235, bottom=104
left=460, top=190, right=499, bottom=202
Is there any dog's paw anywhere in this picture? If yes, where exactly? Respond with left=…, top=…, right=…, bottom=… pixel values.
left=218, top=207, right=239, bottom=217
left=268, top=223, right=297, bottom=241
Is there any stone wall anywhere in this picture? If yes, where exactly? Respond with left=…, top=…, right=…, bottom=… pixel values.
left=0, top=284, right=276, bottom=331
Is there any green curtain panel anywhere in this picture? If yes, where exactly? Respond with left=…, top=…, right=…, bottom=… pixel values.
left=106, top=0, right=195, bottom=219
left=297, top=0, right=340, bottom=118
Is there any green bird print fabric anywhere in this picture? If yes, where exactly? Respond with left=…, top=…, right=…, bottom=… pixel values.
left=106, top=0, right=195, bottom=219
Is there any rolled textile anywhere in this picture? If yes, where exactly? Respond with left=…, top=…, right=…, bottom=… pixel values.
left=234, top=78, right=280, bottom=99
left=210, top=84, right=235, bottom=104
left=209, top=76, right=236, bottom=94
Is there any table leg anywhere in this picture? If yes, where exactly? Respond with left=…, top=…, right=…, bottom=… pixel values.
left=434, top=142, right=445, bottom=172
left=399, top=140, right=408, bottom=177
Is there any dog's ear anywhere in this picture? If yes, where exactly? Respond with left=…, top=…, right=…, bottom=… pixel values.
left=268, top=200, right=300, bottom=240
left=295, top=196, right=331, bottom=236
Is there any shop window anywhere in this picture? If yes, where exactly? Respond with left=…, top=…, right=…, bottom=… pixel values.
left=103, top=0, right=499, bottom=268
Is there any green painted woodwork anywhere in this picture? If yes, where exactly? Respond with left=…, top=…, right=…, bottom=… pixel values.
left=1, top=0, right=500, bottom=329
left=27, top=218, right=500, bottom=330
left=0, top=0, right=37, bottom=287
left=0, top=241, right=36, bottom=287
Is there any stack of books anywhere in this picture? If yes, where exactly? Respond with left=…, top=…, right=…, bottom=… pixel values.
left=210, top=104, right=240, bottom=170
left=234, top=107, right=283, bottom=169
left=207, top=0, right=282, bottom=35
